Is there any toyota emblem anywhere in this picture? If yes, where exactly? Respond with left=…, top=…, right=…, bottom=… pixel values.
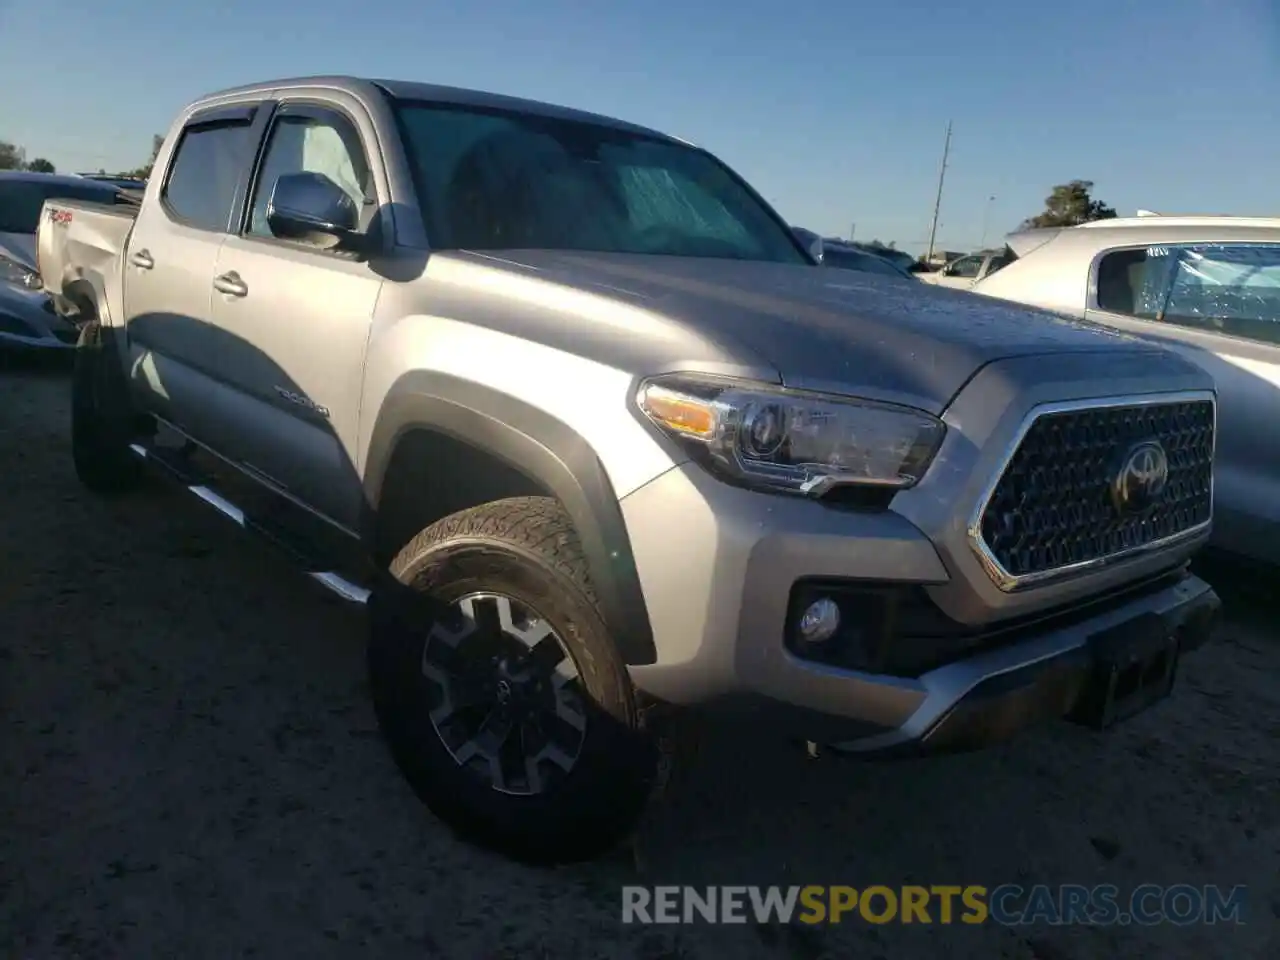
left=1111, top=440, right=1170, bottom=514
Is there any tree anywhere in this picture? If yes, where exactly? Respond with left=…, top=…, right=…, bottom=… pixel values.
left=1020, top=180, right=1117, bottom=229
left=26, top=157, right=55, bottom=173
left=123, top=134, right=164, bottom=179
left=0, top=141, right=26, bottom=170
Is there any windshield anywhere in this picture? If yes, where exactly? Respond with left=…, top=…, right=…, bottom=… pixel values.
left=0, top=180, right=120, bottom=234
left=393, top=100, right=808, bottom=263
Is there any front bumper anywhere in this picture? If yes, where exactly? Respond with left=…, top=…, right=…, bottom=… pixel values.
left=621, top=462, right=1219, bottom=754
left=829, top=571, right=1218, bottom=754
left=0, top=286, right=78, bottom=350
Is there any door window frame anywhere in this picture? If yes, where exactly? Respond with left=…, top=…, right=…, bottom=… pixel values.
left=235, top=99, right=384, bottom=257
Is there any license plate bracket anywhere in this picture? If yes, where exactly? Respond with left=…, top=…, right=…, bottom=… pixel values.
left=1068, top=612, right=1179, bottom=729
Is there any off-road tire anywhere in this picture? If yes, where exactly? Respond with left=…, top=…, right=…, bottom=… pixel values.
left=368, top=496, right=658, bottom=864
left=71, top=321, right=144, bottom=494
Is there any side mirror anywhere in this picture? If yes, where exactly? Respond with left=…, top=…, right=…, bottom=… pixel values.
left=809, top=237, right=824, bottom=264
left=266, top=172, right=360, bottom=248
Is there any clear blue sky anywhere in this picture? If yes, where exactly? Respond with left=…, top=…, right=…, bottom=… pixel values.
left=3, top=0, right=1276, bottom=252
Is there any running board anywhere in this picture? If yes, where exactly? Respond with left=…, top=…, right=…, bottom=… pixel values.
left=129, top=442, right=371, bottom=605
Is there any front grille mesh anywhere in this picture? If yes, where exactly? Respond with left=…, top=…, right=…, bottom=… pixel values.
left=978, top=399, right=1214, bottom=580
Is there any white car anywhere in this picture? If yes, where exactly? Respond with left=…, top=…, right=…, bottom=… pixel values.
left=920, top=248, right=1016, bottom=290
left=971, top=214, right=1280, bottom=566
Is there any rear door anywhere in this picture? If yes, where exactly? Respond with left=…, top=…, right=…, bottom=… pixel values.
left=124, top=103, right=266, bottom=439
left=1084, top=240, right=1280, bottom=564
left=204, top=98, right=384, bottom=529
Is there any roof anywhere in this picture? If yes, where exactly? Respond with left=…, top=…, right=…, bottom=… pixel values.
left=194, top=75, right=677, bottom=144
left=1077, top=214, right=1280, bottom=230
left=1005, top=215, right=1280, bottom=258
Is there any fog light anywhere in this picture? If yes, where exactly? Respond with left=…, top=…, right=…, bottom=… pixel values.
left=797, top=597, right=840, bottom=644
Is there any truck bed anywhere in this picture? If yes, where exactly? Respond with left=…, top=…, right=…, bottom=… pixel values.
left=36, top=198, right=137, bottom=316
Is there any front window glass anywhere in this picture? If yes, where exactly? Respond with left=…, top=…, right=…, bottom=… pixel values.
left=393, top=100, right=806, bottom=262
left=947, top=256, right=983, bottom=278
left=248, top=114, right=370, bottom=238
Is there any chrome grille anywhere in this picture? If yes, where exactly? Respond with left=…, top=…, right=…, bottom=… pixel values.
left=976, top=396, right=1214, bottom=585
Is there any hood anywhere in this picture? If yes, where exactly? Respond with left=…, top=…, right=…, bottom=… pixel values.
left=471, top=250, right=1149, bottom=413
left=0, top=232, right=37, bottom=272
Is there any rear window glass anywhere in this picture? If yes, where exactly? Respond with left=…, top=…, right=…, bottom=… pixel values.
left=162, top=121, right=253, bottom=232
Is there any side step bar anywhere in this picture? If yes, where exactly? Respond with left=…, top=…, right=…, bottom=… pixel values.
left=129, top=443, right=371, bottom=605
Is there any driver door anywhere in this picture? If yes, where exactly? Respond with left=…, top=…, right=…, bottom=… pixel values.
left=203, top=99, right=384, bottom=529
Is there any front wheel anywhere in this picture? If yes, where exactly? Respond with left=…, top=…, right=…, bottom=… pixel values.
left=70, top=321, right=144, bottom=495
left=368, top=496, right=658, bottom=864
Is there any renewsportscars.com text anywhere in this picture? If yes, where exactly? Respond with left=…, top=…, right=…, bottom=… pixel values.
left=621, top=884, right=1247, bottom=926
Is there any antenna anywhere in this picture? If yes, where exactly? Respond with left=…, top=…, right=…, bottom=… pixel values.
left=925, top=120, right=952, bottom=262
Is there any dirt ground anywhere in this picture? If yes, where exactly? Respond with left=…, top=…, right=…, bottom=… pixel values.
left=1, top=357, right=1277, bottom=960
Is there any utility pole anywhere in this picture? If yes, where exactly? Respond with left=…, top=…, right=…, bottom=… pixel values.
left=925, top=120, right=952, bottom=263
left=849, top=221, right=856, bottom=242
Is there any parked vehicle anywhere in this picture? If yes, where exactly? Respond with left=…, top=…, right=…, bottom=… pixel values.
left=853, top=244, right=924, bottom=274
left=790, top=230, right=917, bottom=279
left=40, top=75, right=1221, bottom=865
left=820, top=242, right=917, bottom=279
left=77, top=174, right=149, bottom=192
left=0, top=171, right=138, bottom=350
left=972, top=215, right=1280, bottom=567
left=919, top=247, right=1016, bottom=290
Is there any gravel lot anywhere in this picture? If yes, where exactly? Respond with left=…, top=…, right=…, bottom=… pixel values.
left=2, top=357, right=1277, bottom=959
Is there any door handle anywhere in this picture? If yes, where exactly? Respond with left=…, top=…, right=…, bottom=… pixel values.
left=130, top=249, right=154, bottom=270
left=212, top=271, right=248, bottom=297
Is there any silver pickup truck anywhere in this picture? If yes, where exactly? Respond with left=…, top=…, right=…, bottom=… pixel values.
left=37, top=75, right=1221, bottom=865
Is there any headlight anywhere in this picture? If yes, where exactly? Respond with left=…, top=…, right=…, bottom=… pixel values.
left=0, top=256, right=41, bottom=291
left=636, top=374, right=945, bottom=496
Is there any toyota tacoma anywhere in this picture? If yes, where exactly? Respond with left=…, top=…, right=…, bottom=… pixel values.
left=36, top=75, right=1221, bottom=864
